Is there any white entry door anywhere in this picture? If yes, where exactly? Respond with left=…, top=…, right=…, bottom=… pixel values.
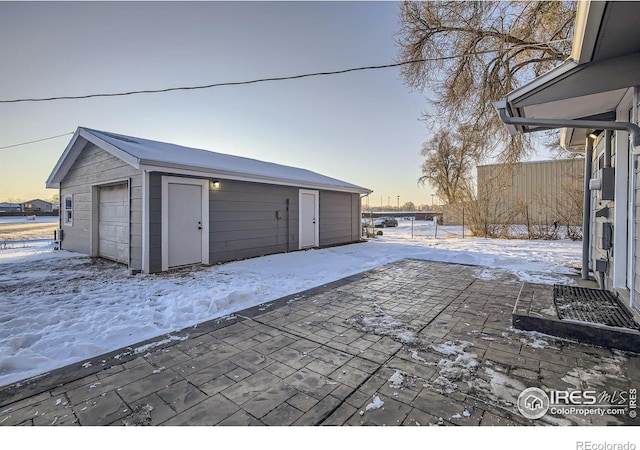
left=299, top=189, right=319, bottom=249
left=162, top=177, right=209, bottom=270
left=98, top=183, right=129, bottom=263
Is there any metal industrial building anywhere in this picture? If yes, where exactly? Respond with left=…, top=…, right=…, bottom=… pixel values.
left=476, top=159, right=584, bottom=226
left=443, top=158, right=584, bottom=227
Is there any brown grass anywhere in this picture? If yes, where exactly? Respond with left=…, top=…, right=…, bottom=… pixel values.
left=0, top=222, right=58, bottom=241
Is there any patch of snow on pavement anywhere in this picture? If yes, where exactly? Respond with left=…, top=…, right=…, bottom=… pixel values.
left=561, top=353, right=627, bottom=388
left=388, top=370, right=405, bottom=389
left=364, top=395, right=384, bottom=412
left=347, top=304, right=418, bottom=345
left=451, top=409, right=471, bottom=419
left=480, top=367, right=527, bottom=405
left=430, top=341, right=479, bottom=393
left=133, top=334, right=189, bottom=355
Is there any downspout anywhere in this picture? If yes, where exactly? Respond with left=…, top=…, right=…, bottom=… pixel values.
left=582, top=137, right=594, bottom=280
left=630, top=154, right=637, bottom=309
left=630, top=86, right=639, bottom=311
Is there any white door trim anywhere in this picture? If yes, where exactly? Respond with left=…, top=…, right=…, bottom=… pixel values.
left=142, top=170, right=150, bottom=273
left=161, top=176, right=209, bottom=271
left=299, top=189, right=319, bottom=249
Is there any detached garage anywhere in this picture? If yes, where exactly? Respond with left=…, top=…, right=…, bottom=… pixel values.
left=46, top=127, right=371, bottom=273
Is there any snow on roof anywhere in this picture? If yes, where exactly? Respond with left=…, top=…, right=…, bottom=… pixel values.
left=51, top=127, right=370, bottom=193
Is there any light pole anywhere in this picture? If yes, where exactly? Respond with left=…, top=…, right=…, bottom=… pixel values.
left=397, top=196, right=400, bottom=211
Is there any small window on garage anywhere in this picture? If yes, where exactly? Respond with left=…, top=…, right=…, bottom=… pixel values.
left=64, top=194, right=73, bottom=225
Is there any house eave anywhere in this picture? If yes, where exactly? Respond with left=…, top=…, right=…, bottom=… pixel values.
left=139, top=162, right=372, bottom=195
left=46, top=127, right=141, bottom=189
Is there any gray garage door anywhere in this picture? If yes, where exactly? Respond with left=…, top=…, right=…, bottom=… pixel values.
left=99, top=184, right=129, bottom=263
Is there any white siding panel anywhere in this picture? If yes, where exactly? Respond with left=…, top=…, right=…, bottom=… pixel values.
left=99, top=184, right=129, bottom=264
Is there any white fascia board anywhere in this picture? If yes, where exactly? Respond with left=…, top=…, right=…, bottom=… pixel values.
left=571, top=1, right=607, bottom=64
left=45, top=128, right=141, bottom=188
left=79, top=128, right=141, bottom=169
left=45, top=129, right=84, bottom=188
left=139, top=162, right=372, bottom=195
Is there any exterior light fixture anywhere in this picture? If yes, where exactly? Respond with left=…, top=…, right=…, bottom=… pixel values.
left=211, top=180, right=220, bottom=189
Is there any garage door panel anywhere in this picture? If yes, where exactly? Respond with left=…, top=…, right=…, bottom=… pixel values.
left=99, top=184, right=129, bottom=264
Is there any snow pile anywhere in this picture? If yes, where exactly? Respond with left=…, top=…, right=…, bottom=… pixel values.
left=346, top=304, right=419, bottom=345
left=364, top=395, right=384, bottom=412
left=429, top=341, right=480, bottom=393
left=388, top=370, right=405, bottom=389
left=450, top=409, right=471, bottom=420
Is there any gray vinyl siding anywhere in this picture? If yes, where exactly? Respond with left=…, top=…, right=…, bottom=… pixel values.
left=209, top=179, right=300, bottom=264
left=148, top=173, right=163, bottom=273
left=59, top=143, right=142, bottom=269
left=319, top=191, right=361, bottom=246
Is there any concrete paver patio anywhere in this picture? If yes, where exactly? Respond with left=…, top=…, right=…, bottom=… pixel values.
left=1, top=259, right=638, bottom=426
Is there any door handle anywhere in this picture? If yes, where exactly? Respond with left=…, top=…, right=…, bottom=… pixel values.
left=198, top=221, right=202, bottom=230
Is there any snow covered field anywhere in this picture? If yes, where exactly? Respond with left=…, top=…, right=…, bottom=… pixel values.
left=0, top=215, right=58, bottom=243
left=0, top=215, right=58, bottom=224
left=0, top=220, right=582, bottom=388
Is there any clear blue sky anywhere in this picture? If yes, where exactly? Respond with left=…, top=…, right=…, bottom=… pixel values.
left=1, top=1, right=436, bottom=206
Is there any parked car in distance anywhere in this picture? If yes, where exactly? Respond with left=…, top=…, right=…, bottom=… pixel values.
left=381, top=217, right=398, bottom=227
left=366, top=217, right=398, bottom=228
left=364, top=217, right=399, bottom=228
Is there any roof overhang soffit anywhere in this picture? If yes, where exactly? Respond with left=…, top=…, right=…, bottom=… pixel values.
left=506, top=53, right=640, bottom=123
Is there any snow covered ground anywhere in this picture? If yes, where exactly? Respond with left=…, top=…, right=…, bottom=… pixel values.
left=0, top=215, right=58, bottom=224
left=0, top=220, right=582, bottom=388
left=0, top=215, right=58, bottom=244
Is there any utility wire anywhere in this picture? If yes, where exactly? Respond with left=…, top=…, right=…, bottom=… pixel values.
left=0, top=40, right=570, bottom=104
left=0, top=132, right=74, bottom=150
left=0, top=40, right=571, bottom=149
left=0, top=58, right=443, bottom=103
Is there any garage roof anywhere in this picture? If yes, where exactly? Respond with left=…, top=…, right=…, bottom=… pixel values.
left=47, top=127, right=372, bottom=194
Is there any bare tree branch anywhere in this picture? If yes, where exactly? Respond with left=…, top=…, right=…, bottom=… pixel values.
left=398, top=1, right=576, bottom=163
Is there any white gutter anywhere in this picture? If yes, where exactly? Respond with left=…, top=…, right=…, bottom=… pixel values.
left=495, top=103, right=640, bottom=150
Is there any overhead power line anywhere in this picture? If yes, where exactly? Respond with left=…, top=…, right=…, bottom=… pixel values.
left=0, top=40, right=571, bottom=149
left=0, top=59, right=440, bottom=103
left=0, top=132, right=74, bottom=150
left=0, top=41, right=569, bottom=104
